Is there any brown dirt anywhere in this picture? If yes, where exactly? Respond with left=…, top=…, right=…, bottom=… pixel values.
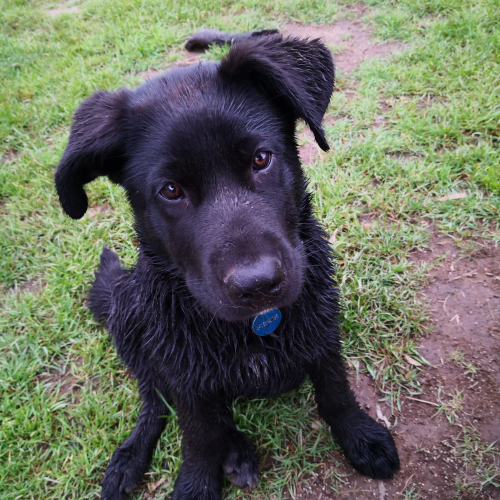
left=19, top=277, right=47, bottom=294
left=1, top=149, right=20, bottom=163
left=137, top=52, right=202, bottom=80
left=137, top=2, right=406, bottom=89
left=46, top=0, right=81, bottom=17
left=297, top=240, right=500, bottom=499
left=283, top=18, right=406, bottom=76
left=298, top=128, right=323, bottom=165
left=37, top=357, right=86, bottom=401
left=297, top=116, right=348, bottom=165
left=2, top=277, right=47, bottom=296
left=87, top=203, right=114, bottom=218
left=286, top=4, right=406, bottom=163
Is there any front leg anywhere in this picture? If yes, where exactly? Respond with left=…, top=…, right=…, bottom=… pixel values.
left=101, top=376, right=171, bottom=500
left=308, top=352, right=400, bottom=479
left=172, top=397, right=259, bottom=500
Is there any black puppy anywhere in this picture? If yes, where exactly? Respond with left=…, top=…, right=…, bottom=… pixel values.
left=55, top=35, right=399, bottom=500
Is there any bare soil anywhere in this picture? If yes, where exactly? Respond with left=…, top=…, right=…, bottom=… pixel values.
left=286, top=11, right=406, bottom=164
left=137, top=3, right=406, bottom=88
left=297, top=239, right=500, bottom=499
left=87, top=203, right=114, bottom=218
left=138, top=51, right=202, bottom=80
left=2, top=277, right=47, bottom=296
left=46, top=0, right=81, bottom=17
left=297, top=128, right=322, bottom=166
left=37, top=357, right=86, bottom=400
left=283, top=15, right=406, bottom=76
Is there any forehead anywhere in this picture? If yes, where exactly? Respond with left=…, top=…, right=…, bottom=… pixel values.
left=130, top=65, right=285, bottom=186
left=135, top=64, right=284, bottom=136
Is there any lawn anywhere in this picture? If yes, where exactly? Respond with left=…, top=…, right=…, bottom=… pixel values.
left=1, top=0, right=499, bottom=499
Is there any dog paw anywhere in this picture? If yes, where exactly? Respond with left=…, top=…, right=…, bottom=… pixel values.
left=223, top=432, right=259, bottom=490
left=334, top=411, right=400, bottom=480
left=172, top=468, right=222, bottom=500
left=101, top=446, right=145, bottom=500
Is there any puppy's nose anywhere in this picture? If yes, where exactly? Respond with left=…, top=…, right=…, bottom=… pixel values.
left=225, top=258, right=285, bottom=305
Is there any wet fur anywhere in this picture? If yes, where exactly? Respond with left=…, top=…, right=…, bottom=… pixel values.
left=55, top=35, right=399, bottom=500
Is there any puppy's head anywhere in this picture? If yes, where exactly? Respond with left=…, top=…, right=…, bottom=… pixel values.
left=55, top=35, right=334, bottom=321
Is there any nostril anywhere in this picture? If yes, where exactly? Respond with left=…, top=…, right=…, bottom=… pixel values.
left=225, top=258, right=285, bottom=305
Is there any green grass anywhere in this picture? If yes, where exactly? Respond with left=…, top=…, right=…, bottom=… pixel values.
left=454, top=427, right=500, bottom=493
left=1, top=0, right=499, bottom=499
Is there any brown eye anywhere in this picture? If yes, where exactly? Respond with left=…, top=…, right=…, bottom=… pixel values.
left=160, top=182, right=184, bottom=200
left=253, top=151, right=272, bottom=170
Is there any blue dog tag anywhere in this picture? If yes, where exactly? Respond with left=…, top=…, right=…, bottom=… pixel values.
left=252, top=309, right=282, bottom=336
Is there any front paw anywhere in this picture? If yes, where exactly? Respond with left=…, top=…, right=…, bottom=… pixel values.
left=223, top=432, right=259, bottom=490
left=101, top=446, right=147, bottom=500
left=172, top=462, right=222, bottom=500
left=332, top=410, right=400, bottom=479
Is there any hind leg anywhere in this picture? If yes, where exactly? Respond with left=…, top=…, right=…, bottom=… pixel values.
left=101, top=376, right=171, bottom=500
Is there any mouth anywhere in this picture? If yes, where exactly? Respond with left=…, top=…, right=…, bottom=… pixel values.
left=215, top=301, right=279, bottom=322
left=212, top=282, right=298, bottom=322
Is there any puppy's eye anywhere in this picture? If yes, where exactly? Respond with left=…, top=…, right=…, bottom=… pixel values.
left=160, top=182, right=184, bottom=200
left=253, top=151, right=272, bottom=171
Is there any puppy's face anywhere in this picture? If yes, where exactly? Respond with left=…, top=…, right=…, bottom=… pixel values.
left=125, top=68, right=305, bottom=320
left=55, top=36, right=334, bottom=321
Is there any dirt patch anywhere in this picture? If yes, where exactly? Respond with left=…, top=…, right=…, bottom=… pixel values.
left=137, top=51, right=202, bottom=80
left=296, top=240, right=500, bottom=499
left=3, top=277, right=47, bottom=296
left=46, top=0, right=81, bottom=17
left=37, top=357, right=86, bottom=401
left=36, top=357, right=104, bottom=407
left=421, top=242, right=500, bottom=433
left=357, top=212, right=382, bottom=229
left=391, top=240, right=500, bottom=499
left=1, top=149, right=21, bottom=163
left=283, top=19, right=406, bottom=75
left=138, top=4, right=405, bottom=83
left=372, top=114, right=388, bottom=128
left=298, top=128, right=322, bottom=165
left=385, top=151, right=424, bottom=161
left=298, top=116, right=348, bottom=164
left=139, top=69, right=162, bottom=80
left=19, top=277, right=47, bottom=294
left=87, top=204, right=114, bottom=218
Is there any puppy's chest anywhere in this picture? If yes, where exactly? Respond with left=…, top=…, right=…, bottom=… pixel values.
left=226, top=341, right=305, bottom=397
left=158, top=332, right=306, bottom=398
left=237, top=343, right=271, bottom=378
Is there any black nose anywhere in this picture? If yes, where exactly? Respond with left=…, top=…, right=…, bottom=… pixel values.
left=225, top=258, right=285, bottom=306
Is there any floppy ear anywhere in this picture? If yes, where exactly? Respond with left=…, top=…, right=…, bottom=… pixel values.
left=55, top=89, right=130, bottom=219
left=219, top=35, right=334, bottom=151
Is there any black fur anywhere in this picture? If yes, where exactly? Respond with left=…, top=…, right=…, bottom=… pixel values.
left=55, top=35, right=399, bottom=500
